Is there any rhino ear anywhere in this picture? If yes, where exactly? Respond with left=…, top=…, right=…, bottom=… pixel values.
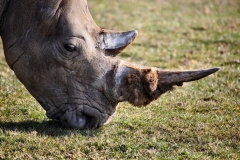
left=99, top=30, right=138, bottom=57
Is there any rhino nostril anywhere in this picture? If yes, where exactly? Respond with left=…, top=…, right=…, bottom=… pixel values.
left=64, top=44, right=76, bottom=52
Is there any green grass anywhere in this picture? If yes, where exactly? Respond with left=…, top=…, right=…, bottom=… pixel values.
left=0, top=0, right=239, bottom=159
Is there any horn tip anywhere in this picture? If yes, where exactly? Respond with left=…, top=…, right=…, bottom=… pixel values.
left=130, top=30, right=138, bottom=37
left=208, top=67, right=220, bottom=73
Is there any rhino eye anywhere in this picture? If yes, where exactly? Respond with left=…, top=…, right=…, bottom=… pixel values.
left=64, top=44, right=76, bottom=52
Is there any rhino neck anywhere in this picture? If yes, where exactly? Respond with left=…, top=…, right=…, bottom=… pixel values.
left=0, top=0, right=10, bottom=34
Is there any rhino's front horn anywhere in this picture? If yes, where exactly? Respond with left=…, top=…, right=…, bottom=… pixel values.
left=99, top=30, right=138, bottom=56
left=158, top=68, right=220, bottom=86
left=115, top=63, right=219, bottom=106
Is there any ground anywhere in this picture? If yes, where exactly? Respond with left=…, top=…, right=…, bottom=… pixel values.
left=0, top=0, right=239, bottom=159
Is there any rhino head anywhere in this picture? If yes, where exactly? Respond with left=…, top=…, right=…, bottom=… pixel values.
left=0, top=0, right=219, bottom=129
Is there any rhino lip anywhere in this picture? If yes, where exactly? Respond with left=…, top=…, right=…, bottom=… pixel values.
left=38, top=80, right=117, bottom=129
left=34, top=67, right=117, bottom=129
left=42, top=101, right=110, bottom=129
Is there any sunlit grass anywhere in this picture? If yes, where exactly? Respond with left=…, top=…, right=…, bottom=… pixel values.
left=0, top=0, right=239, bottom=159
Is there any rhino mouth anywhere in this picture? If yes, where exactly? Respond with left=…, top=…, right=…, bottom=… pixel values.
left=38, top=81, right=117, bottom=129
left=49, top=103, right=109, bottom=129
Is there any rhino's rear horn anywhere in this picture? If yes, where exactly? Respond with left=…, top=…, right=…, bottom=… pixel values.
left=158, top=68, right=220, bottom=86
left=99, top=30, right=138, bottom=56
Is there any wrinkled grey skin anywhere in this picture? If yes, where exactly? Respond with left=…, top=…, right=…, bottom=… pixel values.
left=0, top=0, right=219, bottom=129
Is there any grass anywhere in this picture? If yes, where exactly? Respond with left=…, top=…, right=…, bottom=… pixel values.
left=0, top=0, right=239, bottom=159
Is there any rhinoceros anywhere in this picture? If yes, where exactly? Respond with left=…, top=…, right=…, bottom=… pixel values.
left=0, top=0, right=219, bottom=129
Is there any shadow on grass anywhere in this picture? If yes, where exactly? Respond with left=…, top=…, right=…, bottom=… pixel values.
left=0, top=120, right=102, bottom=137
